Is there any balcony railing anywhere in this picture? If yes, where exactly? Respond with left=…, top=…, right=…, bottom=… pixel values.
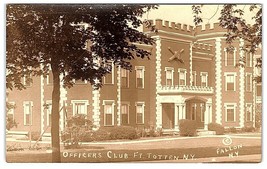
left=158, top=85, right=214, bottom=94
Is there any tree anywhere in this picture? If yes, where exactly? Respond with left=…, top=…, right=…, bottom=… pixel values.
left=6, top=4, right=157, bottom=162
left=192, top=4, right=262, bottom=82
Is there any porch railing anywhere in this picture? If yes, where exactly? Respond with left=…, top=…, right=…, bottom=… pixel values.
left=158, top=85, right=213, bottom=94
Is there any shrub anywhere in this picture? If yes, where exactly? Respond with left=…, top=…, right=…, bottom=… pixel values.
left=106, top=126, right=139, bottom=140
left=27, top=131, right=41, bottom=141
left=208, top=123, right=224, bottom=135
left=229, top=127, right=238, bottom=133
left=241, top=126, right=256, bottom=132
left=178, top=119, right=198, bottom=136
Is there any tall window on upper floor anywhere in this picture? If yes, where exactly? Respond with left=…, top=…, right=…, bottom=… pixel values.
left=225, top=73, right=236, bottom=91
left=47, top=70, right=53, bottom=85
left=246, top=73, right=252, bottom=92
left=23, top=101, right=33, bottom=125
left=71, top=100, right=89, bottom=115
left=121, top=103, right=129, bottom=125
left=165, top=67, right=174, bottom=87
left=103, top=100, right=115, bottom=126
left=200, top=72, right=208, bottom=87
left=136, top=102, right=145, bottom=124
left=121, top=68, right=129, bottom=88
left=135, top=66, right=145, bottom=88
left=104, top=64, right=114, bottom=85
left=246, top=103, right=252, bottom=122
left=178, top=69, right=186, bottom=86
left=246, top=52, right=252, bottom=67
left=224, top=48, right=236, bottom=66
left=224, top=103, right=236, bottom=122
left=192, top=71, right=197, bottom=86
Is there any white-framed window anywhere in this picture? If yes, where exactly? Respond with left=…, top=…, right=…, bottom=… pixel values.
left=200, top=103, right=205, bottom=122
left=178, top=69, right=187, bottom=86
left=71, top=100, right=89, bottom=115
left=46, top=70, right=53, bottom=85
left=23, top=101, right=33, bottom=125
left=200, top=72, right=208, bottom=87
left=246, top=52, right=252, bottom=67
left=165, top=67, right=174, bottom=87
left=103, top=100, right=115, bottom=126
left=191, top=103, right=197, bottom=120
left=224, top=47, right=236, bottom=66
left=246, top=103, right=252, bottom=121
left=224, top=72, right=237, bottom=91
left=7, top=102, right=15, bottom=121
left=104, top=63, right=114, bottom=84
left=121, top=102, right=130, bottom=125
left=224, top=103, right=237, bottom=122
left=121, top=68, right=129, bottom=88
left=246, top=73, right=252, bottom=92
left=45, top=100, right=52, bottom=127
left=135, top=66, right=145, bottom=88
left=192, top=71, right=197, bottom=86
left=136, top=102, right=145, bottom=124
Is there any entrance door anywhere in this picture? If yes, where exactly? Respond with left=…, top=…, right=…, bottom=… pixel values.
left=162, top=103, right=174, bottom=129
left=186, top=99, right=205, bottom=129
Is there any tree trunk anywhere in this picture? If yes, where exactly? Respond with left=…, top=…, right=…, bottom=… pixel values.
left=51, top=64, right=61, bottom=162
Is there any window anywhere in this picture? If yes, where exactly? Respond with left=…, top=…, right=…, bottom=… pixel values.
left=71, top=100, right=89, bottom=115
left=178, top=69, right=186, bottom=86
left=47, top=70, right=53, bottom=84
left=121, top=69, right=129, bottom=88
left=192, top=71, right=197, bottom=86
left=23, top=73, right=32, bottom=87
left=257, top=84, right=262, bottom=97
left=246, top=53, right=252, bottom=67
left=104, top=64, right=114, bottom=84
left=200, top=72, right=208, bottom=87
left=246, top=103, right=252, bottom=121
left=23, top=101, right=33, bottom=125
left=191, top=104, right=196, bottom=120
left=136, top=102, right=145, bottom=124
left=225, top=103, right=236, bottom=122
left=103, top=100, right=115, bottom=126
left=165, top=67, right=174, bottom=87
left=225, top=73, right=236, bottom=91
left=135, top=66, right=145, bottom=88
left=200, top=103, right=205, bottom=122
left=45, top=101, right=52, bottom=126
left=7, top=102, right=15, bottom=122
left=121, top=103, right=129, bottom=125
left=224, top=48, right=236, bottom=66
left=246, top=73, right=252, bottom=92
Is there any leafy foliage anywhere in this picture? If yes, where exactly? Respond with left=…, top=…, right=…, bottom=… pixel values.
left=208, top=123, right=224, bottom=135
left=178, top=119, right=198, bottom=136
left=6, top=102, right=17, bottom=131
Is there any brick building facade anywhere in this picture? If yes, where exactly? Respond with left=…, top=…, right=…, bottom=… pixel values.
left=6, top=19, right=261, bottom=136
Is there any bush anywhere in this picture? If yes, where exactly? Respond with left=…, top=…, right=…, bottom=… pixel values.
left=27, top=131, right=41, bottom=141
left=178, top=119, right=198, bottom=136
left=208, top=123, right=224, bottom=135
left=241, top=126, right=256, bottom=132
left=229, top=127, right=238, bottom=133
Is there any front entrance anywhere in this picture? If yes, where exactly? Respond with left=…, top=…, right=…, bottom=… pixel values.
left=186, top=99, right=206, bottom=129
left=162, top=103, right=175, bottom=129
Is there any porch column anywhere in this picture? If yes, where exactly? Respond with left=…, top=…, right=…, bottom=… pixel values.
left=182, top=104, right=186, bottom=119
left=204, top=103, right=212, bottom=130
left=174, top=103, right=179, bottom=130
left=156, top=102, right=162, bottom=129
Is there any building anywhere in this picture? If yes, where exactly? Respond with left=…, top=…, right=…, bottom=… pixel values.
left=6, top=19, right=261, bottom=137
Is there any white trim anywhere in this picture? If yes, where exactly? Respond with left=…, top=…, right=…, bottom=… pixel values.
left=135, top=66, right=145, bottom=88
left=189, top=43, right=193, bottom=86
left=165, top=67, right=174, bottom=86
left=239, top=39, right=245, bottom=128
left=224, top=47, right=237, bottom=66
left=23, top=101, right=33, bottom=126
left=246, top=52, right=253, bottom=67
left=224, top=103, right=237, bottom=122
left=71, top=100, right=89, bottom=115
left=92, top=89, right=101, bottom=129
left=192, top=55, right=213, bottom=61
left=200, top=72, right=208, bottom=87
left=224, top=72, right=237, bottom=91
left=245, top=103, right=253, bottom=122
left=135, top=102, right=145, bottom=124
left=103, top=100, right=115, bottom=126
left=117, top=66, right=121, bottom=126
left=200, top=103, right=205, bottom=122
left=178, top=68, right=187, bottom=86
left=192, top=71, right=197, bottom=86
left=215, top=38, right=222, bottom=124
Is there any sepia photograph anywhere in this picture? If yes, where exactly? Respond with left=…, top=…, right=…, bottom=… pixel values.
left=4, top=2, right=262, bottom=165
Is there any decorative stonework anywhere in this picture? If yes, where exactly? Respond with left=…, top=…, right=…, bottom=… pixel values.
left=116, top=66, right=121, bottom=126
left=92, top=89, right=101, bottom=129
left=239, top=39, right=245, bottom=128
left=215, top=38, right=222, bottom=124
left=253, top=56, right=257, bottom=128
left=190, top=42, right=193, bottom=86
left=153, top=35, right=162, bottom=129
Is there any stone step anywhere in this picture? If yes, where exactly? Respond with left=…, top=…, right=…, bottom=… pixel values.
left=196, top=130, right=216, bottom=136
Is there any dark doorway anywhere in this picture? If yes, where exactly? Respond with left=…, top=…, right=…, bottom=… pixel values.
left=162, top=103, right=175, bottom=129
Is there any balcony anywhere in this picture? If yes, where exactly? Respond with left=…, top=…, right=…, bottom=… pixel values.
left=158, top=85, right=214, bottom=94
